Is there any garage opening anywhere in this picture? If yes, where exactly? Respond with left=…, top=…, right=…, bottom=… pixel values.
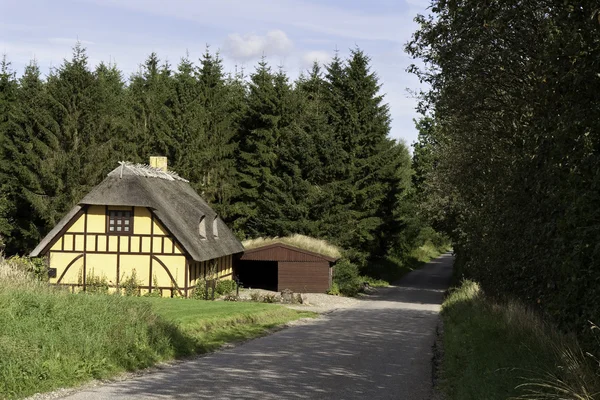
left=234, top=243, right=338, bottom=293
left=236, top=260, right=278, bottom=291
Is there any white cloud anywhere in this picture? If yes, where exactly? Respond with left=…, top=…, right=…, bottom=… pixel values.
left=223, top=30, right=293, bottom=60
left=301, top=50, right=331, bottom=67
left=79, top=0, right=416, bottom=43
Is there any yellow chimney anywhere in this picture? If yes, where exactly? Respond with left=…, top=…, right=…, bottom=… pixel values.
left=150, top=156, right=168, bottom=172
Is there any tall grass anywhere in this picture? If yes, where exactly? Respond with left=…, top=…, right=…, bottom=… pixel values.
left=0, top=256, right=311, bottom=399
left=242, top=234, right=342, bottom=258
left=0, top=256, right=179, bottom=398
left=441, top=280, right=600, bottom=400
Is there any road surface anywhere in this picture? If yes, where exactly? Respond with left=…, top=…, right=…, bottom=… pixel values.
left=61, top=253, right=453, bottom=400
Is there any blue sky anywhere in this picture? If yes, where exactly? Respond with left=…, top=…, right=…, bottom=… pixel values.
left=1, top=0, right=430, bottom=145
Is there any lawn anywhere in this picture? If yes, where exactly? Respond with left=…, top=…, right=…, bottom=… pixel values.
left=138, top=297, right=316, bottom=354
left=0, top=260, right=315, bottom=400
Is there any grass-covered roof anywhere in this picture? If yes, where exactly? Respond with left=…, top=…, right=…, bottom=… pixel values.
left=242, top=234, right=342, bottom=259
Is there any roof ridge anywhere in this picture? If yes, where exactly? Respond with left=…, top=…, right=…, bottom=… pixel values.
left=109, top=161, right=189, bottom=182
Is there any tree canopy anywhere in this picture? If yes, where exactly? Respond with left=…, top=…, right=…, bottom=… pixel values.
left=0, top=45, right=431, bottom=270
left=407, top=0, right=600, bottom=346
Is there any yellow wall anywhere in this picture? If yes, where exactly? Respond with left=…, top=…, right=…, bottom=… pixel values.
left=67, top=213, right=85, bottom=233
left=47, top=205, right=231, bottom=297
left=87, top=206, right=106, bottom=233
left=134, top=207, right=152, bottom=235
left=49, top=252, right=84, bottom=284
left=189, top=255, right=233, bottom=285
left=86, top=254, right=118, bottom=282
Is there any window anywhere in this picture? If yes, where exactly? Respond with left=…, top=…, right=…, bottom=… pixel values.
left=213, top=216, right=219, bottom=238
left=108, top=210, right=132, bottom=234
left=199, top=216, right=206, bottom=240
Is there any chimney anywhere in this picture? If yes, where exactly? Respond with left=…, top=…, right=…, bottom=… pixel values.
left=149, top=156, right=168, bottom=172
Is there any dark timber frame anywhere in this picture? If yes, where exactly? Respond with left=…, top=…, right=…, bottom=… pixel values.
left=48, top=205, right=191, bottom=297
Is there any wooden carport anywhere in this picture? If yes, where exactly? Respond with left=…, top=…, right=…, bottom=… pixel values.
left=235, top=243, right=338, bottom=293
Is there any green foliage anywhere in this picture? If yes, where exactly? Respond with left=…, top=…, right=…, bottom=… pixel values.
left=440, top=280, right=600, bottom=400
left=215, top=280, right=236, bottom=296
left=249, top=291, right=263, bottom=302
left=407, top=0, right=600, bottom=351
left=4, top=255, right=48, bottom=281
left=0, top=259, right=312, bottom=399
left=143, top=274, right=162, bottom=298
left=0, top=279, right=177, bottom=398
left=0, top=44, right=442, bottom=304
left=120, top=269, right=142, bottom=297
left=192, top=279, right=211, bottom=300
left=327, top=282, right=341, bottom=296
left=85, top=270, right=109, bottom=295
left=359, top=276, right=389, bottom=288
left=333, top=258, right=362, bottom=297
left=192, top=278, right=235, bottom=300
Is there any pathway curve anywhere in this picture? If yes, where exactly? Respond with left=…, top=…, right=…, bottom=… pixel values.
left=60, top=253, right=454, bottom=400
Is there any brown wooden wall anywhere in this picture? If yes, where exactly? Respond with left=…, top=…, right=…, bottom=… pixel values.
left=278, top=261, right=331, bottom=293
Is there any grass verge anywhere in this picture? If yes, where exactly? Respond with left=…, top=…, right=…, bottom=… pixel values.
left=440, top=280, right=599, bottom=400
left=364, top=242, right=450, bottom=284
left=0, top=258, right=314, bottom=399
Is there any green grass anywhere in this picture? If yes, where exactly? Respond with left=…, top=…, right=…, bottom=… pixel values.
left=363, top=242, right=449, bottom=284
left=242, top=234, right=341, bottom=258
left=137, top=297, right=315, bottom=353
left=440, top=280, right=599, bottom=400
left=0, top=258, right=314, bottom=399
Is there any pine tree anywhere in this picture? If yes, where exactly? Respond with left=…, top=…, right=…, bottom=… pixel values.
left=170, top=54, right=206, bottom=186
left=234, top=58, right=281, bottom=237
left=129, top=53, right=176, bottom=160
left=251, top=67, right=313, bottom=236
left=45, top=43, right=113, bottom=221
left=294, top=63, right=343, bottom=237
left=0, top=56, right=19, bottom=251
left=93, top=61, right=135, bottom=163
left=196, top=50, right=238, bottom=217
left=321, top=49, right=396, bottom=264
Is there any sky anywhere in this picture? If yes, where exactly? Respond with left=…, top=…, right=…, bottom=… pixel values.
left=0, top=0, right=430, bottom=146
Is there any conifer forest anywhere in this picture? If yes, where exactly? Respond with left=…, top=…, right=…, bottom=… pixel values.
left=0, top=45, right=429, bottom=269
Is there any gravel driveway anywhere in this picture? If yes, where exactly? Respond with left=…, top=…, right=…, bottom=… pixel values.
left=54, top=253, right=454, bottom=400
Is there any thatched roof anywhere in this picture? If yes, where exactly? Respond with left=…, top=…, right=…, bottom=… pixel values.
left=242, top=234, right=342, bottom=259
left=30, top=206, right=83, bottom=257
left=31, top=162, right=244, bottom=261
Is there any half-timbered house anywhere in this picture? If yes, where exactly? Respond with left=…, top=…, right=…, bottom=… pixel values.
left=30, top=158, right=244, bottom=297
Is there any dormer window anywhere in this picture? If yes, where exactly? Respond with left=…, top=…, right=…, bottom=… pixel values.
left=108, top=210, right=132, bottom=234
left=213, top=216, right=219, bottom=238
left=199, top=216, right=206, bottom=240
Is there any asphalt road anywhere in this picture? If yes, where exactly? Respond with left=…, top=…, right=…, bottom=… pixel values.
left=61, top=253, right=453, bottom=400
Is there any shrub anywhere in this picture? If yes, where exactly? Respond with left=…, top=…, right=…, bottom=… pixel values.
left=215, top=280, right=236, bottom=296
left=85, top=270, right=109, bottom=295
left=192, top=279, right=212, bottom=300
left=223, top=294, right=239, bottom=302
left=120, top=269, right=142, bottom=297
left=144, top=275, right=162, bottom=298
left=333, top=258, right=362, bottom=296
left=3, top=255, right=48, bottom=281
left=249, top=291, right=263, bottom=302
left=262, top=293, right=279, bottom=303
left=327, top=282, right=341, bottom=296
